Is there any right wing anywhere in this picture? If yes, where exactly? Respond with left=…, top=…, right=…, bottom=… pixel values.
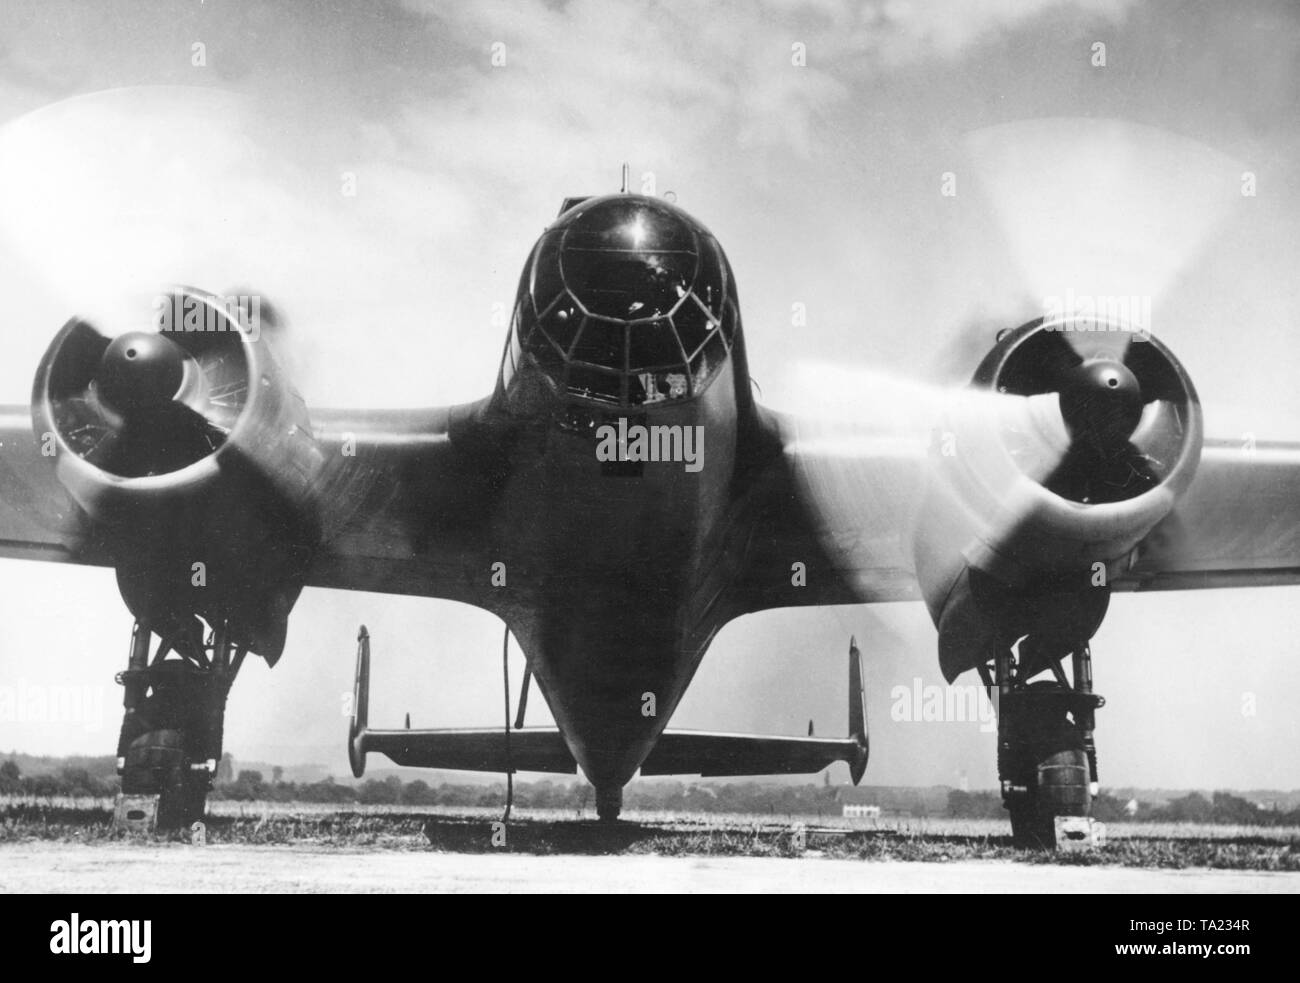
left=1116, top=438, right=1300, bottom=591
left=302, top=402, right=508, bottom=610
left=0, top=400, right=513, bottom=610
left=0, top=405, right=111, bottom=567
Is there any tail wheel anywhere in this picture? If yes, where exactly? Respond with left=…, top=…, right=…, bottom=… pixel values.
left=595, top=785, right=623, bottom=823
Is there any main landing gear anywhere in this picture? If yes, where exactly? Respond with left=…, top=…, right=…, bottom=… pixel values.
left=114, top=617, right=246, bottom=830
left=979, top=641, right=1104, bottom=849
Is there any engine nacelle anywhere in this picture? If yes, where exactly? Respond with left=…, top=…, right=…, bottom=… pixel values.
left=914, top=316, right=1202, bottom=680
left=31, top=287, right=325, bottom=662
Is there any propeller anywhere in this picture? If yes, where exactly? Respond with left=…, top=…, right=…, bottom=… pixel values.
left=45, top=305, right=251, bottom=479
left=774, top=361, right=1063, bottom=549
left=774, top=116, right=1228, bottom=555
left=980, top=324, right=1192, bottom=504
left=960, top=117, right=1242, bottom=361
left=0, top=88, right=310, bottom=401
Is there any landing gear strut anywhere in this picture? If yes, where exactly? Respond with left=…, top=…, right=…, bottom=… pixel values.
left=982, top=642, right=1104, bottom=848
left=114, top=617, right=246, bottom=829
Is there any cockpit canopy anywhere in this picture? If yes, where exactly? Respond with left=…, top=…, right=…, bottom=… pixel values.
left=503, top=195, right=738, bottom=407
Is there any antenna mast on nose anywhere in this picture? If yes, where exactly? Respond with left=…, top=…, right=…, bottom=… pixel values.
left=620, top=162, right=630, bottom=194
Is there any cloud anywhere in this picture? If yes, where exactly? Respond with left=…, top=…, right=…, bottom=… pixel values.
left=0, top=0, right=1147, bottom=411
left=0, top=86, right=486, bottom=404
left=861, top=0, right=1132, bottom=63
left=392, top=0, right=1134, bottom=172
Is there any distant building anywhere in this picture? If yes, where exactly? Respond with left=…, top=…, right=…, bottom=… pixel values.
left=1124, top=798, right=1139, bottom=817
left=842, top=804, right=881, bottom=819
left=835, top=785, right=947, bottom=817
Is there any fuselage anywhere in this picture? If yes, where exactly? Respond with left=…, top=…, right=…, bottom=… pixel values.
left=482, top=193, right=763, bottom=791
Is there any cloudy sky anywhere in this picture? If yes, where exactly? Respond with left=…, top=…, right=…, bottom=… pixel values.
left=0, top=0, right=1297, bottom=790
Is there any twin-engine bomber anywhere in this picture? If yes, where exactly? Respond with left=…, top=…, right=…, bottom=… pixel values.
left=2, top=191, right=1298, bottom=845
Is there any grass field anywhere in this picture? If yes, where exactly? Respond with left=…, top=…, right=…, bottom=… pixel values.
left=2, top=797, right=1298, bottom=870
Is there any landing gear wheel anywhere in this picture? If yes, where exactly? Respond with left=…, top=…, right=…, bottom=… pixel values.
left=114, top=620, right=245, bottom=830
left=1006, top=745, right=1092, bottom=849
left=120, top=729, right=211, bottom=829
left=1001, top=684, right=1092, bottom=849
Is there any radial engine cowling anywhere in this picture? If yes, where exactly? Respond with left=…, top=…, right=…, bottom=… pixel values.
left=31, top=287, right=324, bottom=662
left=914, top=316, right=1203, bottom=681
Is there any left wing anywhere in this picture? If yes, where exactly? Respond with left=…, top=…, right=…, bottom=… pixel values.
left=726, top=410, right=1300, bottom=618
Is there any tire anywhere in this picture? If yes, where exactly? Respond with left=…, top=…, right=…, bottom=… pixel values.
left=1008, top=747, right=1091, bottom=848
left=122, top=729, right=209, bottom=830
left=1005, top=696, right=1092, bottom=849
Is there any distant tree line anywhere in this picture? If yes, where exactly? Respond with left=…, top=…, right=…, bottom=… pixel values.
left=3, top=756, right=1298, bottom=826
left=945, top=788, right=1297, bottom=825
left=623, top=781, right=846, bottom=816
left=1145, top=790, right=1285, bottom=825
left=211, top=770, right=585, bottom=809
left=0, top=759, right=117, bottom=798
left=209, top=774, right=851, bottom=814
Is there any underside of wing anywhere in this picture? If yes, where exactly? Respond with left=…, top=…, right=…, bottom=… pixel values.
left=0, top=405, right=110, bottom=567
left=301, top=402, right=506, bottom=609
left=1, top=398, right=508, bottom=609
left=725, top=405, right=928, bottom=616
left=1117, top=438, right=1300, bottom=591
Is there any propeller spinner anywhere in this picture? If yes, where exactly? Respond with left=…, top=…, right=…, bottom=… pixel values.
left=96, top=331, right=187, bottom=416
left=1058, top=357, right=1144, bottom=452
left=977, top=321, right=1196, bottom=505
left=38, top=295, right=252, bottom=479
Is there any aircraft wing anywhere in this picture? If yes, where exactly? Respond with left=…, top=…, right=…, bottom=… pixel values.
left=724, top=406, right=929, bottom=615
left=301, top=404, right=505, bottom=610
left=727, top=409, right=1300, bottom=616
left=0, top=406, right=111, bottom=567
left=1114, top=438, right=1300, bottom=591
left=0, top=402, right=507, bottom=610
